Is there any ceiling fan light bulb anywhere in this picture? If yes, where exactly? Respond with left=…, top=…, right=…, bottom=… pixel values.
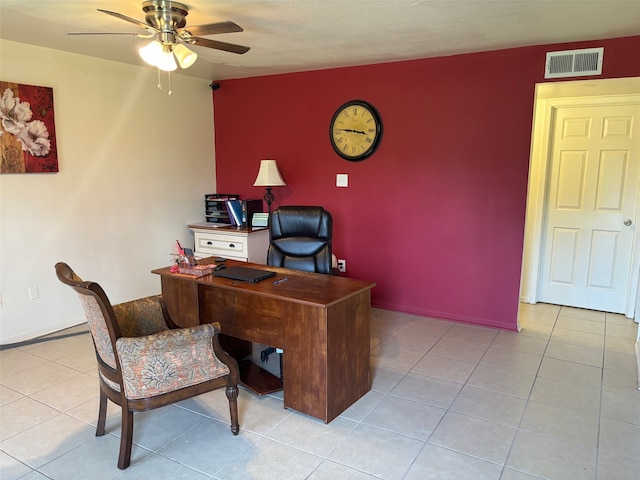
left=156, top=50, right=178, bottom=71
left=173, top=43, right=198, bottom=69
left=139, top=40, right=163, bottom=67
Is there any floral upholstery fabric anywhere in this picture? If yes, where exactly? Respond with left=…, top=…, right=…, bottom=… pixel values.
left=112, top=295, right=169, bottom=337
left=78, top=294, right=118, bottom=369
left=115, top=323, right=230, bottom=400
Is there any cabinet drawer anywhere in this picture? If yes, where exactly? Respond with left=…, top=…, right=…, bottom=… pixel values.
left=194, top=232, right=248, bottom=258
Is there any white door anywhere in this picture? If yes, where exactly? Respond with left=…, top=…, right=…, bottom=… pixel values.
left=538, top=103, right=640, bottom=313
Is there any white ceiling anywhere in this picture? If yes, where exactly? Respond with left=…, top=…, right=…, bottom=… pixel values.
left=1, top=0, right=639, bottom=81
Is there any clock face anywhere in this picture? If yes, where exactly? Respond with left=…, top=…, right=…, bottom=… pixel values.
left=329, top=100, right=382, bottom=161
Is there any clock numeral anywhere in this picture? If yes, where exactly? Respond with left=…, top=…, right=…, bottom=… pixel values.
left=333, top=129, right=342, bottom=136
left=365, top=137, right=373, bottom=144
left=352, top=107, right=358, bottom=116
left=335, top=137, right=344, bottom=145
left=368, top=128, right=375, bottom=133
left=342, top=111, right=350, bottom=119
left=343, top=143, right=349, bottom=152
left=352, top=146, right=357, bottom=154
left=366, top=118, right=373, bottom=124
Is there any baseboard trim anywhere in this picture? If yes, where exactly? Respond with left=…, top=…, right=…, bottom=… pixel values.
left=0, top=323, right=87, bottom=350
left=635, top=341, right=640, bottom=391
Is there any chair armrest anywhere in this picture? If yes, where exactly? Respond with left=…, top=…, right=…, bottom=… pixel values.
left=112, top=295, right=169, bottom=337
left=115, top=323, right=231, bottom=400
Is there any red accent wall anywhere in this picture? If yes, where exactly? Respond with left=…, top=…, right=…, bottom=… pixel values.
left=213, top=36, right=640, bottom=330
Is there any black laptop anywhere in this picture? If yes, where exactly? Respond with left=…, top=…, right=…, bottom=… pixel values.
left=213, top=266, right=276, bottom=283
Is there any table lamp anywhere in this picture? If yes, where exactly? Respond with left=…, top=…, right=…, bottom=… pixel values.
left=253, top=159, right=286, bottom=214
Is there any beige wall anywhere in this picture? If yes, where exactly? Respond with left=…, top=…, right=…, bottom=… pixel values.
left=0, top=40, right=216, bottom=343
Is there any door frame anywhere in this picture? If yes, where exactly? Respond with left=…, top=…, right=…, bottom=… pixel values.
left=520, top=77, right=640, bottom=321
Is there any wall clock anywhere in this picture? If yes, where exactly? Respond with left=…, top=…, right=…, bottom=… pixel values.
left=329, top=100, right=383, bottom=161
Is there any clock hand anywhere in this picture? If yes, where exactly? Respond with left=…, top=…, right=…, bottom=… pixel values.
left=336, top=128, right=366, bottom=134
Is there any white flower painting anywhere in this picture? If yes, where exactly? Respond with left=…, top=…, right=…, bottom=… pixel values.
left=1, top=82, right=58, bottom=173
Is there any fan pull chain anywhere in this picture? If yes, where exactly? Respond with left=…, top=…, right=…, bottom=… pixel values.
left=154, top=69, right=172, bottom=95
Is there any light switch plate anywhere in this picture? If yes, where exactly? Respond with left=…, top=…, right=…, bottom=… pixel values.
left=336, top=174, right=348, bottom=187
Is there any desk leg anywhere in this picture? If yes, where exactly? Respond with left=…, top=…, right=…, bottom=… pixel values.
left=283, top=290, right=371, bottom=422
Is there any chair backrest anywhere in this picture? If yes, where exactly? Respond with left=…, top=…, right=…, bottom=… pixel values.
left=267, top=206, right=333, bottom=274
left=55, top=262, right=121, bottom=373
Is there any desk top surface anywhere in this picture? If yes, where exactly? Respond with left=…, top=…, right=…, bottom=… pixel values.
left=152, top=259, right=375, bottom=308
left=188, top=222, right=268, bottom=234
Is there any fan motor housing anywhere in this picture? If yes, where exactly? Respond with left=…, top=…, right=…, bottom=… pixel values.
left=142, top=1, right=189, bottom=31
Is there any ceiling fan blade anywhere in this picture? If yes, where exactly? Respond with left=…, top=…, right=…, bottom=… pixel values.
left=97, top=8, right=157, bottom=32
left=181, top=21, right=243, bottom=37
left=191, top=37, right=250, bottom=54
left=67, top=32, right=140, bottom=36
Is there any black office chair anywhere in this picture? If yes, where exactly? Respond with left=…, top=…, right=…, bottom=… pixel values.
left=268, top=205, right=333, bottom=273
left=261, top=206, right=334, bottom=375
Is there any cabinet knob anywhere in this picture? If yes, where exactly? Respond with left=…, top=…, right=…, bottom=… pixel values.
left=624, top=219, right=632, bottom=226
left=229, top=243, right=236, bottom=248
left=206, top=241, right=213, bottom=245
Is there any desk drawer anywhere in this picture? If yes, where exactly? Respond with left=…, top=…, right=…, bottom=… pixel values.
left=195, top=232, right=248, bottom=258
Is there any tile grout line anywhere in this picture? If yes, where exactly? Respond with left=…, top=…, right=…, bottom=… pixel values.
left=499, top=304, right=558, bottom=478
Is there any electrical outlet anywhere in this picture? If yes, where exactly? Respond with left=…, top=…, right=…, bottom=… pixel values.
left=337, top=259, right=346, bottom=272
left=28, top=285, right=39, bottom=301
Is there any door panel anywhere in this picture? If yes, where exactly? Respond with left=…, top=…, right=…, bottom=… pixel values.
left=588, top=229, right=617, bottom=288
left=548, top=227, right=578, bottom=284
left=538, top=104, right=639, bottom=313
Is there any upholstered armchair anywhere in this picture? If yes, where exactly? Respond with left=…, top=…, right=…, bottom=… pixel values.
left=55, top=262, right=240, bottom=469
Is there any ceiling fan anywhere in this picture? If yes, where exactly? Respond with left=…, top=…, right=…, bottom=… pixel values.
left=69, top=0, right=250, bottom=72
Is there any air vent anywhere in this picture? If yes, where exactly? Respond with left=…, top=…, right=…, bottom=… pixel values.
left=545, top=47, right=604, bottom=79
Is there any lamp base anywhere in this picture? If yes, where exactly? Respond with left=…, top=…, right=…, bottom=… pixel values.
left=263, top=187, right=274, bottom=214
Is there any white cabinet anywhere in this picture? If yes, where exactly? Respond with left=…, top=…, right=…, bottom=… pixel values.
left=188, top=223, right=269, bottom=264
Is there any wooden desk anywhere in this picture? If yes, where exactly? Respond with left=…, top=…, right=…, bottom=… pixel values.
left=152, top=260, right=375, bottom=423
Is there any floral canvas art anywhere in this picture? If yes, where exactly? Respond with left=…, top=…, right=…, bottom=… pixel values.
left=1, top=81, right=58, bottom=173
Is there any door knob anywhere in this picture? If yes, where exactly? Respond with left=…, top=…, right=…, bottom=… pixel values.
left=624, top=219, right=633, bottom=226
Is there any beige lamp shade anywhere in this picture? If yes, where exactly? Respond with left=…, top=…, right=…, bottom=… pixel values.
left=139, top=40, right=163, bottom=67
left=173, top=44, right=198, bottom=69
left=253, top=159, right=286, bottom=187
left=156, top=50, right=178, bottom=71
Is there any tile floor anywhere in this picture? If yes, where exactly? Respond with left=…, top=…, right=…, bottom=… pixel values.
left=1, top=303, right=639, bottom=479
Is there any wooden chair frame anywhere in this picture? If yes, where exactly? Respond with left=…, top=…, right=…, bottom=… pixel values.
left=55, top=262, right=240, bottom=469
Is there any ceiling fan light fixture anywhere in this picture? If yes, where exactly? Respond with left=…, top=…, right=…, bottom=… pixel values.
left=139, top=40, right=163, bottom=66
left=139, top=40, right=178, bottom=71
left=156, top=48, right=178, bottom=71
left=173, top=43, right=198, bottom=69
